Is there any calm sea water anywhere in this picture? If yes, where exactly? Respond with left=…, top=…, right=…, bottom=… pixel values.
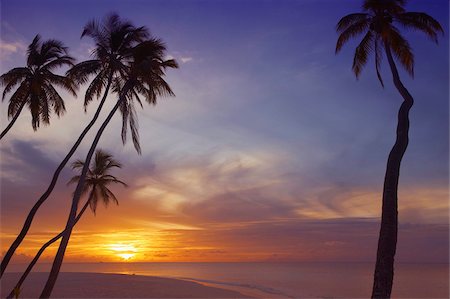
left=7, top=262, right=449, bottom=298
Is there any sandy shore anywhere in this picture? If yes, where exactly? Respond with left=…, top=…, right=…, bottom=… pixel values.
left=1, top=272, right=250, bottom=298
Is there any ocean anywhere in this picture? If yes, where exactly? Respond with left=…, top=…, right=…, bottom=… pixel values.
left=6, top=262, right=449, bottom=298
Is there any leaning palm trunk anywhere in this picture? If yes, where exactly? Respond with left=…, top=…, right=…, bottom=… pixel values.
left=40, top=85, right=129, bottom=298
left=0, top=72, right=113, bottom=278
left=0, top=100, right=27, bottom=140
left=6, top=189, right=95, bottom=299
left=371, top=44, right=414, bottom=299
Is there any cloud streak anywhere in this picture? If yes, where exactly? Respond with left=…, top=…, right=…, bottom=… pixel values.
left=0, top=39, right=26, bottom=60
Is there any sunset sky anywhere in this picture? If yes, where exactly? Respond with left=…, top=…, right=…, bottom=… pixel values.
left=0, top=0, right=448, bottom=264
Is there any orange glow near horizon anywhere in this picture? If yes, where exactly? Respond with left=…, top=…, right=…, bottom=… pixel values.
left=1, top=185, right=448, bottom=264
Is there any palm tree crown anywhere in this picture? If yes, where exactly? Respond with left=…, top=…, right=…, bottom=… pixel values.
left=0, top=34, right=77, bottom=130
left=67, top=13, right=149, bottom=109
left=113, top=38, right=179, bottom=153
left=68, top=149, right=126, bottom=214
left=335, top=0, right=443, bottom=86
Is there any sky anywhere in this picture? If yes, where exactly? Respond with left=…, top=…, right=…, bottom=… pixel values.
left=0, top=0, right=448, bottom=264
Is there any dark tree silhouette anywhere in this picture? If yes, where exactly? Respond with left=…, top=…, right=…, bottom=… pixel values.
left=40, top=36, right=178, bottom=298
left=335, top=0, right=443, bottom=297
left=0, top=14, right=148, bottom=278
left=0, top=35, right=76, bottom=140
left=6, top=150, right=126, bottom=299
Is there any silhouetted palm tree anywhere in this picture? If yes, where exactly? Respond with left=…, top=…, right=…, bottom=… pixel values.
left=0, top=35, right=76, bottom=140
left=40, top=37, right=178, bottom=298
left=335, top=0, right=443, bottom=297
left=0, top=14, right=147, bottom=278
left=6, top=149, right=126, bottom=299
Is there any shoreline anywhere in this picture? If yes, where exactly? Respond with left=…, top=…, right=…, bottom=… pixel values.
left=1, top=272, right=251, bottom=298
left=179, top=278, right=293, bottom=298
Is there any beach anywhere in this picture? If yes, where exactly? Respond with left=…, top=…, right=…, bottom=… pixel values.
left=1, top=272, right=249, bottom=298
left=3, top=262, right=448, bottom=298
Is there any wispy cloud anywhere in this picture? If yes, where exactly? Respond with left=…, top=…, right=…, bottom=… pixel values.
left=180, top=56, right=193, bottom=63
left=0, top=39, right=26, bottom=60
left=165, top=53, right=193, bottom=64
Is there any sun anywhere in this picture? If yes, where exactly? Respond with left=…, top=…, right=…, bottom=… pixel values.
left=108, top=244, right=138, bottom=261
left=117, top=253, right=135, bottom=261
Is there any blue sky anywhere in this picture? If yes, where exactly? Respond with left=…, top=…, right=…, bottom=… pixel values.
left=0, top=0, right=448, bottom=263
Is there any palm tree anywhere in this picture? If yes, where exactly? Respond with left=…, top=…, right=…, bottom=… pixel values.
left=0, top=14, right=148, bottom=278
left=6, top=149, right=126, bottom=299
left=335, top=0, right=443, bottom=297
left=40, top=37, right=178, bottom=298
left=0, top=34, right=76, bottom=140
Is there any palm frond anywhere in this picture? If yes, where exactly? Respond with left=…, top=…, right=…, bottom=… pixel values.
left=43, top=71, right=78, bottom=97
left=336, top=13, right=370, bottom=32
left=352, top=31, right=374, bottom=78
left=40, top=39, right=68, bottom=58
left=82, top=19, right=108, bottom=49
left=120, top=99, right=129, bottom=145
left=106, top=188, right=119, bottom=206
left=395, top=12, right=444, bottom=43
left=388, top=26, right=414, bottom=76
left=101, top=175, right=128, bottom=187
left=40, top=84, right=64, bottom=118
left=1, top=68, right=30, bottom=100
left=27, top=35, right=42, bottom=68
left=150, top=76, right=176, bottom=98
left=38, top=90, right=51, bottom=126
left=99, top=186, right=113, bottom=207
left=336, top=19, right=371, bottom=53
left=66, top=60, right=102, bottom=85
left=42, top=83, right=66, bottom=117
left=101, top=186, right=119, bottom=206
left=105, top=157, right=122, bottom=169
left=161, top=59, right=179, bottom=69
left=7, top=81, right=30, bottom=118
left=42, top=55, right=76, bottom=72
left=89, top=188, right=100, bottom=214
left=131, top=38, right=167, bottom=64
left=84, top=70, right=107, bottom=108
left=374, top=36, right=384, bottom=87
left=67, top=175, right=81, bottom=185
left=71, top=159, right=85, bottom=170
left=129, top=101, right=141, bottom=154
left=363, top=0, right=406, bottom=14
left=132, top=90, right=143, bottom=108
left=120, top=26, right=149, bottom=51
left=28, top=93, right=41, bottom=130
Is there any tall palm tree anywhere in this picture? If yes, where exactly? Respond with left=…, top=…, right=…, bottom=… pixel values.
left=6, top=149, right=126, bottom=299
left=0, top=34, right=76, bottom=140
left=335, top=0, right=443, bottom=297
left=40, top=37, right=178, bottom=298
left=0, top=14, right=147, bottom=278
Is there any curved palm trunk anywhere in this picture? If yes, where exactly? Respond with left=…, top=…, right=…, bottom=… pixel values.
left=0, top=73, right=113, bottom=278
left=371, top=44, right=414, bottom=299
left=6, top=189, right=95, bottom=299
left=0, top=99, right=27, bottom=140
left=39, top=86, right=128, bottom=298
